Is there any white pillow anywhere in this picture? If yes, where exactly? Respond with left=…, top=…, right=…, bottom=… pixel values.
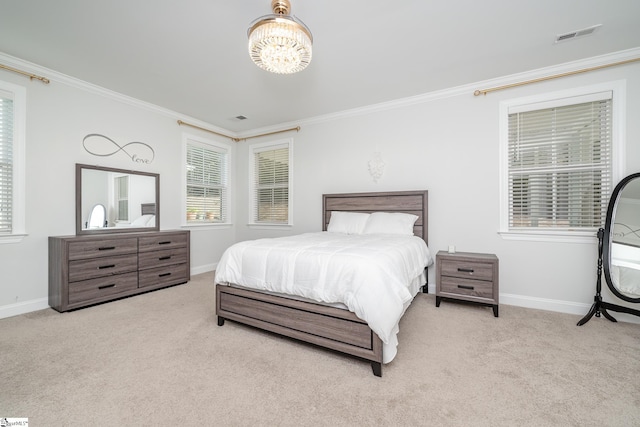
left=131, top=214, right=154, bottom=227
left=327, top=211, right=370, bottom=234
left=362, top=212, right=418, bottom=236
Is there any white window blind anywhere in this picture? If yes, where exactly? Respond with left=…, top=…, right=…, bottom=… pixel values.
left=0, top=92, right=14, bottom=233
left=507, top=92, right=612, bottom=231
left=186, top=142, right=228, bottom=223
left=251, top=142, right=290, bottom=224
left=115, top=175, right=129, bottom=221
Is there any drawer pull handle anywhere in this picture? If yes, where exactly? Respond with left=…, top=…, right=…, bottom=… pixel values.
left=458, top=268, right=474, bottom=273
left=458, top=285, right=475, bottom=290
left=98, top=284, right=116, bottom=290
left=159, top=272, right=172, bottom=277
left=98, top=264, right=115, bottom=270
left=158, top=241, right=172, bottom=245
left=98, top=246, right=116, bottom=251
left=159, top=256, right=171, bottom=261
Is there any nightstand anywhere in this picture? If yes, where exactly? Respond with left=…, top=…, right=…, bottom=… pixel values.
left=436, top=251, right=499, bottom=317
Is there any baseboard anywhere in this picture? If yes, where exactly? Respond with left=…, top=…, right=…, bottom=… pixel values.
left=424, top=289, right=640, bottom=324
left=424, top=286, right=589, bottom=314
left=191, top=262, right=217, bottom=277
left=499, top=292, right=590, bottom=315
left=0, top=297, right=50, bottom=320
left=499, top=293, right=640, bottom=324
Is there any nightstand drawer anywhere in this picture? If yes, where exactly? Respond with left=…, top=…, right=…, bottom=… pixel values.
left=440, top=276, right=494, bottom=300
left=440, top=259, right=494, bottom=281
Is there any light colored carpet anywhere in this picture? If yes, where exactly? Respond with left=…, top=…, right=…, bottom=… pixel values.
left=1, top=271, right=639, bottom=426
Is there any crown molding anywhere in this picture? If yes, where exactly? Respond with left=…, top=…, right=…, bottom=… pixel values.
left=0, top=51, right=237, bottom=139
left=242, top=47, right=640, bottom=137
left=3, top=47, right=639, bottom=140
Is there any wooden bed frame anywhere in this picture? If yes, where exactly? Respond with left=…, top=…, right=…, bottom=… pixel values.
left=215, top=190, right=428, bottom=377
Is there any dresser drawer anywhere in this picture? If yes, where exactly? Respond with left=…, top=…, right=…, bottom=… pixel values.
left=68, top=272, right=139, bottom=305
left=69, top=254, right=138, bottom=282
left=138, top=263, right=188, bottom=288
left=68, top=238, right=138, bottom=261
left=138, top=247, right=188, bottom=270
left=138, top=233, right=188, bottom=253
left=440, top=276, right=494, bottom=300
left=440, top=259, right=494, bottom=281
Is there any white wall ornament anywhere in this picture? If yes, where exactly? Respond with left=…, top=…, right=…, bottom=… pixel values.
left=368, top=152, right=385, bottom=183
left=82, top=133, right=155, bottom=164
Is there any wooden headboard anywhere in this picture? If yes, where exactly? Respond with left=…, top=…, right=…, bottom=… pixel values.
left=141, top=203, right=156, bottom=216
left=322, top=190, right=428, bottom=244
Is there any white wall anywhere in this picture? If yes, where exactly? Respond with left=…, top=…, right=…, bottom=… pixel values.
left=234, top=51, right=640, bottom=320
left=1, top=49, right=639, bottom=322
left=0, top=56, right=236, bottom=317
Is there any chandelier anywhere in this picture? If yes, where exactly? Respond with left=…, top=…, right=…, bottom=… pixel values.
left=248, top=0, right=313, bottom=74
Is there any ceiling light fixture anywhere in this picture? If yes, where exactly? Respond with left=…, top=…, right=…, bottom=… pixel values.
left=248, top=0, right=313, bottom=74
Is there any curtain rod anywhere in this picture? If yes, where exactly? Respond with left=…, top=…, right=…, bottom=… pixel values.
left=177, top=119, right=300, bottom=142
left=0, top=63, right=50, bottom=84
left=474, top=57, right=640, bottom=96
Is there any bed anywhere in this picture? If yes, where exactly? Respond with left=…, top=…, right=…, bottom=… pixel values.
left=114, top=203, right=156, bottom=228
left=214, top=190, right=431, bottom=376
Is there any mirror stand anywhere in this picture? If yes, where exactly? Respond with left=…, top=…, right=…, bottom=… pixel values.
left=577, top=228, right=640, bottom=326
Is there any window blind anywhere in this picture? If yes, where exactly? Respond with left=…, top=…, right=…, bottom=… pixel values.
left=186, top=142, right=228, bottom=222
left=507, top=94, right=612, bottom=230
left=0, top=93, right=14, bottom=233
left=252, top=145, right=289, bottom=224
left=115, top=175, right=129, bottom=221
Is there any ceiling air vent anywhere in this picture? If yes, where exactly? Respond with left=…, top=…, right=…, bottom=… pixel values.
left=555, top=24, right=602, bottom=43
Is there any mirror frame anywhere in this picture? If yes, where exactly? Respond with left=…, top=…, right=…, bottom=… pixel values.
left=76, top=163, right=160, bottom=235
left=602, top=172, right=640, bottom=303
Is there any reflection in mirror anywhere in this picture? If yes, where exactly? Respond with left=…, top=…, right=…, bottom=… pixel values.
left=76, top=164, right=159, bottom=235
left=609, top=176, right=640, bottom=299
left=87, top=204, right=106, bottom=229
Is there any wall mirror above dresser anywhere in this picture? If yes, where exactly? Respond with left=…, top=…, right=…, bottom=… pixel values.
left=76, top=163, right=160, bottom=235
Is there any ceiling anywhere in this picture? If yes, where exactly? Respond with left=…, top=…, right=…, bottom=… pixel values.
left=1, top=0, right=639, bottom=133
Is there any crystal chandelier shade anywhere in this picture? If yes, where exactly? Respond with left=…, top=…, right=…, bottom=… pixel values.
left=248, top=1, right=313, bottom=74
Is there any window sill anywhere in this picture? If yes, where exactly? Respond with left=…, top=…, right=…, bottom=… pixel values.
left=0, top=233, right=27, bottom=244
left=247, top=223, right=293, bottom=230
left=182, top=222, right=232, bottom=230
left=498, top=230, right=599, bottom=244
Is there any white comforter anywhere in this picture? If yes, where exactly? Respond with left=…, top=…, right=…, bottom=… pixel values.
left=214, top=232, right=433, bottom=362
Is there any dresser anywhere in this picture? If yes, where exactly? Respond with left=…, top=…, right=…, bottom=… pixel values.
left=435, top=251, right=499, bottom=317
left=49, top=230, right=190, bottom=312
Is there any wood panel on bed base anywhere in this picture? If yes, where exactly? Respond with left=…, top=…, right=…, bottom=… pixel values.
left=216, top=284, right=384, bottom=377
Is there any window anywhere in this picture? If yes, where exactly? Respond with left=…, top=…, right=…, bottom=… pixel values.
left=114, top=175, right=129, bottom=221
left=500, top=82, right=624, bottom=241
left=184, top=135, right=230, bottom=224
left=249, top=139, right=293, bottom=226
left=0, top=81, right=26, bottom=243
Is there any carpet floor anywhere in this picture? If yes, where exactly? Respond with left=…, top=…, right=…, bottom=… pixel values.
left=1, top=271, right=639, bottom=426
